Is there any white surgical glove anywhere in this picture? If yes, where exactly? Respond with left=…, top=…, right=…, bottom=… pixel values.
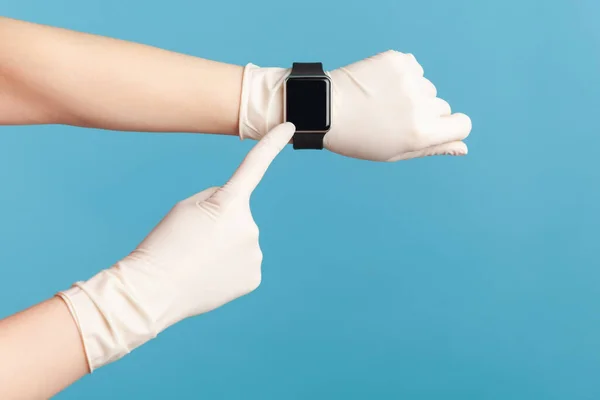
left=239, top=50, right=472, bottom=162
left=58, top=122, right=296, bottom=371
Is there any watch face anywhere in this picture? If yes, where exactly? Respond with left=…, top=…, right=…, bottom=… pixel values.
left=285, top=77, right=331, bottom=132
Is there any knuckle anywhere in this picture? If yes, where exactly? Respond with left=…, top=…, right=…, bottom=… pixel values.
left=219, top=182, right=236, bottom=196
left=404, top=54, right=424, bottom=76
left=386, top=50, right=410, bottom=71
left=247, top=269, right=262, bottom=292
left=195, top=197, right=221, bottom=219
left=383, top=49, right=403, bottom=61
left=173, top=199, right=187, bottom=209
left=437, top=98, right=451, bottom=112
left=172, top=199, right=191, bottom=214
left=423, top=78, right=437, bottom=95
left=415, top=64, right=425, bottom=76
left=438, top=98, right=450, bottom=107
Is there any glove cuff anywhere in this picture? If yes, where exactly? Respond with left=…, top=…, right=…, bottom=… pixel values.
left=58, top=264, right=165, bottom=371
left=238, top=63, right=288, bottom=141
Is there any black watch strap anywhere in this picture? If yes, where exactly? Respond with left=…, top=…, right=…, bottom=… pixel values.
left=291, top=62, right=325, bottom=76
left=293, top=133, right=325, bottom=150
left=290, top=63, right=326, bottom=150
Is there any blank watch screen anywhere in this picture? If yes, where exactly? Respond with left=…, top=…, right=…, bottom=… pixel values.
left=285, top=78, right=331, bottom=132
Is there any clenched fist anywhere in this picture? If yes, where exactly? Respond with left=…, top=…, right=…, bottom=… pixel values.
left=239, top=50, right=471, bottom=162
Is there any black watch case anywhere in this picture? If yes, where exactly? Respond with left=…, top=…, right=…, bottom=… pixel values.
left=284, top=75, right=331, bottom=134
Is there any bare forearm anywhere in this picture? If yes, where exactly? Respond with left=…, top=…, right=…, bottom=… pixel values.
left=0, top=297, right=88, bottom=399
left=0, top=17, right=243, bottom=134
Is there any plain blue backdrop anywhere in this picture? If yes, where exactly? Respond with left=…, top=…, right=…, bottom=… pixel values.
left=1, top=0, right=599, bottom=398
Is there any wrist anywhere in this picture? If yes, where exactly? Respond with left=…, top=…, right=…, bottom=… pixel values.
left=238, top=63, right=288, bottom=140
left=58, top=257, right=181, bottom=371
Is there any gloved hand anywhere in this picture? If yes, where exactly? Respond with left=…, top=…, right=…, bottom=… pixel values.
left=58, top=122, right=296, bottom=371
left=239, top=50, right=472, bottom=162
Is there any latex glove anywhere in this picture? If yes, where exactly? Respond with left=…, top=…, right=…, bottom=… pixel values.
left=239, top=50, right=472, bottom=162
left=58, top=122, right=295, bottom=371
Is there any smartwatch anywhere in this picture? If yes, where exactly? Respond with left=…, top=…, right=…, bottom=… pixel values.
left=284, top=62, right=332, bottom=150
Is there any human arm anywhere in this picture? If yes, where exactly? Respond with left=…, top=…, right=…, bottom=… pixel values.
left=0, top=16, right=242, bottom=134
left=0, top=123, right=296, bottom=399
left=0, top=17, right=471, bottom=162
left=241, top=51, right=472, bottom=161
left=0, top=298, right=88, bottom=400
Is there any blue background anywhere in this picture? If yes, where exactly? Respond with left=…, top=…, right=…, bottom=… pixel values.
left=1, top=0, right=599, bottom=398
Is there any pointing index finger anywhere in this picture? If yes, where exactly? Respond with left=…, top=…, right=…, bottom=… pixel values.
left=225, top=122, right=296, bottom=196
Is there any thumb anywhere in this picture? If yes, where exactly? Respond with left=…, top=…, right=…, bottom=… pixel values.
left=220, top=122, right=296, bottom=197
